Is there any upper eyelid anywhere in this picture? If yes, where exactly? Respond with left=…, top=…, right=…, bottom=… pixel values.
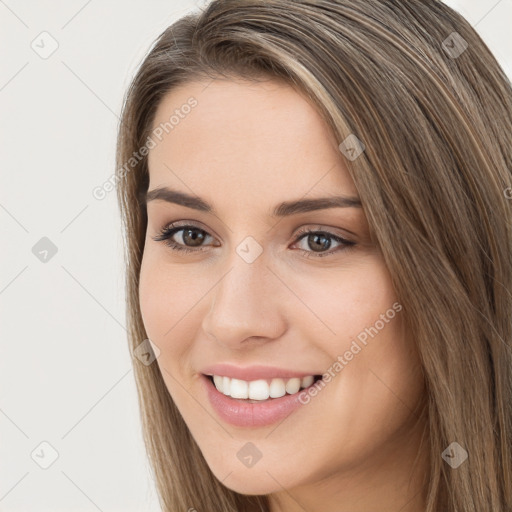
left=154, top=221, right=215, bottom=241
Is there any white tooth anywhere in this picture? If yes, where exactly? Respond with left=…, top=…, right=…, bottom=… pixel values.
left=301, top=375, right=314, bottom=389
left=215, top=375, right=312, bottom=400
left=249, top=379, right=270, bottom=400
left=213, top=375, right=223, bottom=393
left=230, top=378, right=249, bottom=399
left=285, top=377, right=301, bottom=394
left=222, top=376, right=231, bottom=396
left=269, top=378, right=286, bottom=398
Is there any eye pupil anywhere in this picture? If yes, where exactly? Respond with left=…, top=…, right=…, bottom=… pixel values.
left=183, top=228, right=205, bottom=247
left=309, top=233, right=331, bottom=252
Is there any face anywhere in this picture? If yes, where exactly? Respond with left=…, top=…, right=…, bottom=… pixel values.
left=139, top=77, right=425, bottom=498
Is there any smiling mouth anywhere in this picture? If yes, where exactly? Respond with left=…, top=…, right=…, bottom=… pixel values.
left=205, top=374, right=323, bottom=402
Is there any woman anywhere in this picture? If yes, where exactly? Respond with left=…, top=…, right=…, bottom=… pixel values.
left=115, top=1, right=512, bottom=510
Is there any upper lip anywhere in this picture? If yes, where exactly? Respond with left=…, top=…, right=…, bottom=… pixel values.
left=200, top=363, right=321, bottom=381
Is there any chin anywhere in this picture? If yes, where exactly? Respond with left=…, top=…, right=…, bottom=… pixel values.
left=217, top=470, right=284, bottom=496
left=201, top=450, right=291, bottom=495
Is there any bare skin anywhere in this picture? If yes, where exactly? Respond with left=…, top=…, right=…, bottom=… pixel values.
left=139, top=77, right=429, bottom=512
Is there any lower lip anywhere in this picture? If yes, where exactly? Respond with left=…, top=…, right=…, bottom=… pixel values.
left=201, top=374, right=309, bottom=428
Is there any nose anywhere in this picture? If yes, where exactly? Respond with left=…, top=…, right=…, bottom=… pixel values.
left=201, top=253, right=287, bottom=349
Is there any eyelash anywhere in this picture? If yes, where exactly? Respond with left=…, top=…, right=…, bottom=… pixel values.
left=152, top=222, right=356, bottom=258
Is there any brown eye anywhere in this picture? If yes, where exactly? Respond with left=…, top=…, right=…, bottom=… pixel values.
left=293, top=229, right=356, bottom=258
left=180, top=227, right=207, bottom=247
left=152, top=224, right=215, bottom=252
left=306, top=233, right=332, bottom=252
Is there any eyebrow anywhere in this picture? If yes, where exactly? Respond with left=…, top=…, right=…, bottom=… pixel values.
left=145, top=186, right=362, bottom=217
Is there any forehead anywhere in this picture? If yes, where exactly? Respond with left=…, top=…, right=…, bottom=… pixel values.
left=147, top=78, right=358, bottom=210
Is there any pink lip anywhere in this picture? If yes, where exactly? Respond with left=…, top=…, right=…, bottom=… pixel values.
left=201, top=374, right=309, bottom=428
left=200, top=363, right=320, bottom=381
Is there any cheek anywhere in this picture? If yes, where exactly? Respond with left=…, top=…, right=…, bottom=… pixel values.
left=289, top=258, right=398, bottom=345
left=139, top=252, right=200, bottom=340
left=290, top=257, right=422, bottom=409
left=138, top=256, right=197, bottom=397
left=138, top=251, right=217, bottom=380
left=138, top=261, right=185, bottom=384
left=138, top=255, right=170, bottom=341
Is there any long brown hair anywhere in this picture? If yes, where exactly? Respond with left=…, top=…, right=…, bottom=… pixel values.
left=115, top=1, right=512, bottom=510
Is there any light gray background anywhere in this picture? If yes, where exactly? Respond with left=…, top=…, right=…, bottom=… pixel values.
left=0, top=1, right=510, bottom=510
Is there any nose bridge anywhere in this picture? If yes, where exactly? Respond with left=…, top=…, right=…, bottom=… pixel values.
left=202, top=248, right=286, bottom=347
